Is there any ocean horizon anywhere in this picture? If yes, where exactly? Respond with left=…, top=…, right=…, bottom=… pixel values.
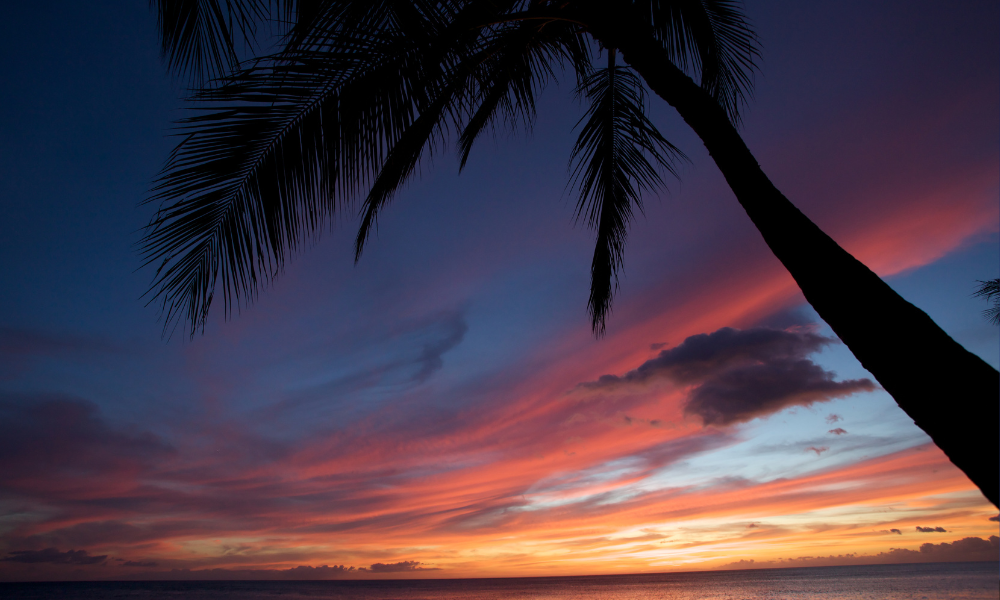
left=1, top=561, right=997, bottom=599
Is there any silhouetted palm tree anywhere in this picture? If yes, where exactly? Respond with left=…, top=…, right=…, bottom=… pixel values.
left=143, top=0, right=998, bottom=507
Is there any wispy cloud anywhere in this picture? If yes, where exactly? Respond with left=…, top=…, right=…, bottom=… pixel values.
left=2, top=548, right=106, bottom=565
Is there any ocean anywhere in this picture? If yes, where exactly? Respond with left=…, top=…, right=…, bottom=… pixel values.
left=1, top=562, right=996, bottom=599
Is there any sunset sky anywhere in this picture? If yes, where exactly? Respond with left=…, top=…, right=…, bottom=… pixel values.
left=0, top=0, right=997, bottom=582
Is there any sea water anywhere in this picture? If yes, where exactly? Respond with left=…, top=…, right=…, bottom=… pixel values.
left=1, top=561, right=996, bottom=599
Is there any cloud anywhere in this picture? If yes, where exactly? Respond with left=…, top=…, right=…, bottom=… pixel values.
left=828, top=428, right=847, bottom=435
left=126, top=565, right=362, bottom=580
left=582, top=328, right=875, bottom=426
left=723, top=536, right=999, bottom=569
left=61, top=563, right=437, bottom=580
left=411, top=312, right=468, bottom=383
left=806, top=446, right=829, bottom=456
left=271, top=311, right=468, bottom=414
left=367, top=561, right=439, bottom=573
left=890, top=529, right=902, bottom=535
left=0, top=394, right=173, bottom=490
left=916, top=526, right=947, bottom=532
left=825, top=414, right=842, bottom=424
left=990, top=515, right=999, bottom=522
left=281, top=565, right=356, bottom=577
left=2, top=548, right=106, bottom=565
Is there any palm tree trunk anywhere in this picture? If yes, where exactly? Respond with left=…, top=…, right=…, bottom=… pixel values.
left=585, top=12, right=999, bottom=508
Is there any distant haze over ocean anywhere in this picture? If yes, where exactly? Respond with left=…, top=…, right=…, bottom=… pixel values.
left=1, top=562, right=997, bottom=599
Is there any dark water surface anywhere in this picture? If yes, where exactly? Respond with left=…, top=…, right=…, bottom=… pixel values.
left=2, top=562, right=997, bottom=599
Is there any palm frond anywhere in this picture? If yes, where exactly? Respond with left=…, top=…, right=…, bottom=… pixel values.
left=353, top=66, right=470, bottom=262
left=568, top=58, right=686, bottom=335
left=142, top=12, right=444, bottom=337
left=351, top=1, right=534, bottom=259
left=974, top=278, right=1000, bottom=325
left=646, top=0, right=759, bottom=124
left=458, top=20, right=591, bottom=170
left=152, top=0, right=274, bottom=84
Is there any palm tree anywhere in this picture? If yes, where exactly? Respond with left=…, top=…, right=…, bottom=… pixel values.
left=143, top=0, right=998, bottom=507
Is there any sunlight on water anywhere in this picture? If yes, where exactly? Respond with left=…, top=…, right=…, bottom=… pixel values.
left=2, top=562, right=997, bottom=599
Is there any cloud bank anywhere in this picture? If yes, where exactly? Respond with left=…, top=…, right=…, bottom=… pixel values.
left=2, top=548, right=106, bottom=565
left=723, top=536, right=999, bottom=569
left=368, top=561, right=438, bottom=573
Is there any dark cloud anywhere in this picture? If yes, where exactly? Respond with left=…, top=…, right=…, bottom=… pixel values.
left=684, top=355, right=875, bottom=427
left=582, top=328, right=875, bottom=427
left=411, top=312, right=467, bottom=383
left=916, top=526, right=947, bottom=532
left=723, top=536, right=999, bottom=569
left=825, top=414, right=842, bottom=424
left=368, top=561, right=439, bottom=573
left=42, top=563, right=438, bottom=581
left=24, top=521, right=161, bottom=549
left=828, top=428, right=847, bottom=435
left=989, top=515, right=998, bottom=522
left=2, top=548, right=106, bottom=565
left=128, top=565, right=361, bottom=580
left=890, top=529, right=902, bottom=535
left=0, top=394, right=173, bottom=489
left=280, top=565, right=356, bottom=577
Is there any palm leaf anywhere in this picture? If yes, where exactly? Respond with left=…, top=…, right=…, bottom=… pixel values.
left=142, top=9, right=445, bottom=337
left=974, top=278, right=1000, bottom=325
left=152, top=0, right=275, bottom=84
left=568, top=58, right=686, bottom=335
left=355, top=12, right=594, bottom=258
left=457, top=19, right=591, bottom=169
left=647, top=0, right=759, bottom=124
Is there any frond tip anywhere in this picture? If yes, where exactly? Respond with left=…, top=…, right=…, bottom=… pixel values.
left=568, top=57, right=687, bottom=336
left=151, top=0, right=270, bottom=84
